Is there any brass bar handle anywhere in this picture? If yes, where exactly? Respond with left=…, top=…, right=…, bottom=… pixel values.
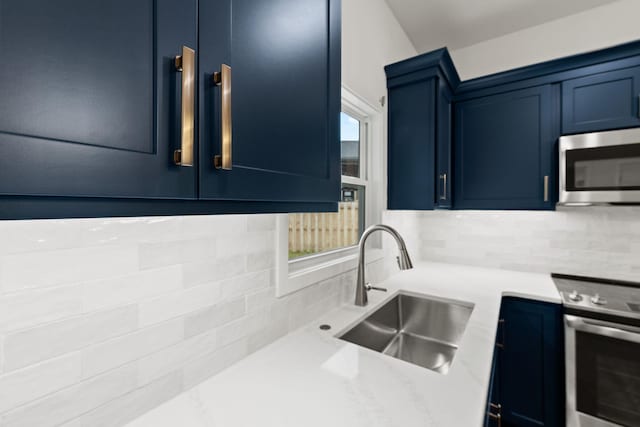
left=173, top=46, right=195, bottom=167
left=439, top=173, right=448, bottom=200
left=214, top=64, right=232, bottom=170
left=487, top=411, right=501, bottom=427
left=544, top=175, right=549, bottom=202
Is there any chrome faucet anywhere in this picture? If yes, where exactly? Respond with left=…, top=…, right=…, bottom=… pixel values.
left=355, top=224, right=413, bottom=306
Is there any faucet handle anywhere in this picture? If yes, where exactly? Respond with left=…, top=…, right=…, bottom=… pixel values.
left=365, top=283, right=387, bottom=293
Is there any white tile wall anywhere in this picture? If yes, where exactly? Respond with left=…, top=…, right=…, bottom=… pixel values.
left=384, top=206, right=640, bottom=281
left=0, top=214, right=384, bottom=427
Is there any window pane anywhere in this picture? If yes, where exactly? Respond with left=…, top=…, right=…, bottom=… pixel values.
left=289, top=185, right=365, bottom=259
left=341, top=112, right=360, bottom=177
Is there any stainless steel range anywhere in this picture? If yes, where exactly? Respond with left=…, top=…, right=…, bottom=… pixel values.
left=553, top=274, right=640, bottom=427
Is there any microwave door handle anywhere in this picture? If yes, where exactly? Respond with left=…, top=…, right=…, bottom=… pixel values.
left=566, top=315, right=640, bottom=344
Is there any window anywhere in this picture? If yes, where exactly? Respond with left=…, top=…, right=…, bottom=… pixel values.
left=275, top=86, right=383, bottom=297
left=288, top=110, right=368, bottom=259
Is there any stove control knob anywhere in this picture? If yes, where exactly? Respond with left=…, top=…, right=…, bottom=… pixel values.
left=590, top=294, right=607, bottom=305
left=568, top=290, right=582, bottom=302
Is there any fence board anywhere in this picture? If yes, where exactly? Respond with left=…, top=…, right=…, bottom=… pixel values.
left=288, top=203, right=359, bottom=255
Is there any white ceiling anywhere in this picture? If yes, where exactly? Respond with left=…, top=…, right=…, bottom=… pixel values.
left=385, top=0, right=620, bottom=52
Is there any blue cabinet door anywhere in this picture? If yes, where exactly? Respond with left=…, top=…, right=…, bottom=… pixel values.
left=436, top=80, right=453, bottom=208
left=0, top=0, right=197, bottom=199
left=485, top=323, right=503, bottom=427
left=500, top=298, right=564, bottom=427
left=387, top=78, right=437, bottom=210
left=454, top=85, right=558, bottom=210
left=562, top=66, right=640, bottom=134
left=198, top=0, right=341, bottom=204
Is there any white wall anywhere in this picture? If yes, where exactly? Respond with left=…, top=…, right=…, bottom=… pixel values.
left=451, top=0, right=640, bottom=80
left=0, top=2, right=413, bottom=425
left=342, top=0, right=417, bottom=106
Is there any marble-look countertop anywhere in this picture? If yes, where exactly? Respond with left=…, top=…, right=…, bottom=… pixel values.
left=126, top=262, right=561, bottom=427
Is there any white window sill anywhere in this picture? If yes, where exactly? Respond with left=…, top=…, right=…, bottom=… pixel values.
left=275, top=215, right=385, bottom=297
left=283, top=247, right=384, bottom=297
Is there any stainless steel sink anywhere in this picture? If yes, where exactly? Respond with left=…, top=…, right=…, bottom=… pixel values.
left=339, top=293, right=474, bottom=374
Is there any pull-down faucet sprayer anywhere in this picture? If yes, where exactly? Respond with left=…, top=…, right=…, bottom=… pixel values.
left=354, top=224, right=413, bottom=307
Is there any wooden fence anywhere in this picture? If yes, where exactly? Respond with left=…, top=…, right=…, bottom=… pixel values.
left=289, top=202, right=359, bottom=255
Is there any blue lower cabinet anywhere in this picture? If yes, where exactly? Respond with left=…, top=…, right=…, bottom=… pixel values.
left=454, top=85, right=559, bottom=210
left=485, top=328, right=502, bottom=427
left=491, top=297, right=564, bottom=427
left=562, top=66, right=640, bottom=134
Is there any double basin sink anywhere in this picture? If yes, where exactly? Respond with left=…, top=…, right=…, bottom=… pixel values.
left=339, top=293, right=474, bottom=374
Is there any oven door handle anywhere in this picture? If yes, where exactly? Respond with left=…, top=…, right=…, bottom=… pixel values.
left=566, top=315, right=640, bottom=344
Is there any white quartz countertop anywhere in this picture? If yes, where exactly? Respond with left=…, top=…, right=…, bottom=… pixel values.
left=126, top=262, right=561, bottom=427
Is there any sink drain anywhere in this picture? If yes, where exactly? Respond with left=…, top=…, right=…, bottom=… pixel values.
left=319, top=324, right=331, bottom=331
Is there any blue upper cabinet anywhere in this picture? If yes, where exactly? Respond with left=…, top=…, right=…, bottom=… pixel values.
left=387, top=77, right=437, bottom=210
left=198, top=0, right=341, bottom=204
left=454, top=85, right=559, bottom=210
left=0, top=0, right=341, bottom=218
left=385, top=41, right=640, bottom=212
left=0, top=0, right=197, bottom=199
left=562, top=66, right=640, bottom=134
left=385, top=48, right=459, bottom=210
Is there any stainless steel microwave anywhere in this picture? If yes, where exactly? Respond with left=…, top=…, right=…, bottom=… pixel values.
left=559, top=128, right=640, bottom=205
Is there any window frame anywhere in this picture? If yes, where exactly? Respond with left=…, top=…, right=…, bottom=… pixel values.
left=275, top=86, right=384, bottom=297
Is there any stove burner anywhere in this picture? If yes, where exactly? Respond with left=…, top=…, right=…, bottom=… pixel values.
left=568, top=290, right=583, bottom=302
left=590, top=294, right=607, bottom=305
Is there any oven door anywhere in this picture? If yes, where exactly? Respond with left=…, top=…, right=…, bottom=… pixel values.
left=559, top=128, right=640, bottom=204
left=565, top=315, right=640, bottom=427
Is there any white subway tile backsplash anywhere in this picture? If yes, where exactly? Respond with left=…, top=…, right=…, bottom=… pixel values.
left=138, top=282, right=222, bottom=327
left=215, top=308, right=269, bottom=348
left=136, top=331, right=218, bottom=386
left=219, top=269, right=271, bottom=300
left=182, top=339, right=249, bottom=390
left=0, top=245, right=139, bottom=293
left=384, top=207, right=640, bottom=281
left=245, top=287, right=277, bottom=312
left=181, top=255, right=246, bottom=288
left=82, top=319, right=184, bottom=378
left=1, top=364, right=138, bottom=427
left=247, top=250, right=276, bottom=272
left=0, top=214, right=367, bottom=426
left=4, top=305, right=138, bottom=371
left=246, top=214, right=276, bottom=232
left=138, top=238, right=217, bottom=271
left=216, top=231, right=274, bottom=256
left=0, top=336, right=4, bottom=373
left=0, top=285, right=84, bottom=333
left=184, top=297, right=246, bottom=338
left=82, top=266, right=182, bottom=312
left=76, top=372, right=183, bottom=427
left=0, top=353, right=82, bottom=413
